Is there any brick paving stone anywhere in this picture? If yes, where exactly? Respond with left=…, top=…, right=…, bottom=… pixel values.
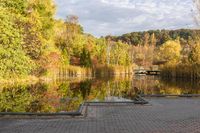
left=1, top=98, right=200, bottom=133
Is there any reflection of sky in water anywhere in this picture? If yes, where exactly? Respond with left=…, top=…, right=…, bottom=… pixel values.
left=1, top=76, right=200, bottom=113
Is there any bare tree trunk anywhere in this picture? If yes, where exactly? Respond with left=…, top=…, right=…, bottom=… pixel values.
left=194, top=0, right=200, bottom=26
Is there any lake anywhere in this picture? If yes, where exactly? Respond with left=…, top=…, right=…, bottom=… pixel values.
left=1, top=75, right=200, bottom=113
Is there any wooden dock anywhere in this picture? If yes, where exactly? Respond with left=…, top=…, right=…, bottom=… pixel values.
left=134, top=69, right=161, bottom=75
left=146, top=70, right=161, bottom=75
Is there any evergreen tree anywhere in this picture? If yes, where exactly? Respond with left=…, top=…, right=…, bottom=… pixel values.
left=188, top=43, right=200, bottom=64
left=80, top=48, right=92, bottom=67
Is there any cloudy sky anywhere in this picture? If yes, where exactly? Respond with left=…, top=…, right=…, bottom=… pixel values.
left=55, top=0, right=196, bottom=37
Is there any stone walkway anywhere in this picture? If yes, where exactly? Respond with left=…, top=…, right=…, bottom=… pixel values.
left=1, top=98, right=200, bottom=133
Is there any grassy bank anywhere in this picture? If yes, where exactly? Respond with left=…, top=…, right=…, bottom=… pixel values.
left=161, top=64, right=200, bottom=80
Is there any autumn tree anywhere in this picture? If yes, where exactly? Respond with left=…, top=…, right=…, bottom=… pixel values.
left=110, top=41, right=131, bottom=66
left=24, top=0, right=56, bottom=59
left=158, top=40, right=181, bottom=65
left=0, top=0, right=28, bottom=14
left=143, top=32, right=150, bottom=46
left=95, top=38, right=107, bottom=65
left=0, top=7, right=35, bottom=77
left=55, top=15, right=85, bottom=58
left=150, top=33, right=157, bottom=46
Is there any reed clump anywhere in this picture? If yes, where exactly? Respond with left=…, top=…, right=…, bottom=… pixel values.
left=161, top=64, right=200, bottom=80
left=58, top=65, right=93, bottom=78
left=95, top=65, right=134, bottom=77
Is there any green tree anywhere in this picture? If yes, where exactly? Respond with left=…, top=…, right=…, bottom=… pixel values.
left=24, top=0, right=56, bottom=59
left=80, top=48, right=92, bottom=67
left=0, top=85, right=34, bottom=112
left=188, top=43, right=200, bottom=64
left=95, top=38, right=107, bottom=64
left=0, top=8, right=35, bottom=78
left=110, top=41, right=131, bottom=66
left=0, top=0, right=28, bottom=14
left=55, top=16, right=85, bottom=58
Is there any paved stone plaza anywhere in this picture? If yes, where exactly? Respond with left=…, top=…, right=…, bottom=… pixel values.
left=1, top=98, right=200, bottom=133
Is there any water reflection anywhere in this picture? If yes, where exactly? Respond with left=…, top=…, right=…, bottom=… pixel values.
left=1, top=76, right=200, bottom=113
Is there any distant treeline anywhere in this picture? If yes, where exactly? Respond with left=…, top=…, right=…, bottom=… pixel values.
left=107, top=29, right=200, bottom=46
left=106, top=29, right=200, bottom=80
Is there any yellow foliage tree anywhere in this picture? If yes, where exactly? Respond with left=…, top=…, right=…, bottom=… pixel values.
left=158, top=40, right=181, bottom=65
left=188, top=43, right=200, bottom=64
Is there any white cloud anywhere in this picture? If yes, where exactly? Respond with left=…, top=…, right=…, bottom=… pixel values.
left=100, top=0, right=136, bottom=9
left=55, top=0, right=196, bottom=37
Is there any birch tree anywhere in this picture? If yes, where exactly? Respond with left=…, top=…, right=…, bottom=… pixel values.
left=194, top=0, right=200, bottom=25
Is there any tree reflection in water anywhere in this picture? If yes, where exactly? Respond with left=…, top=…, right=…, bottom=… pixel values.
left=1, top=76, right=200, bottom=113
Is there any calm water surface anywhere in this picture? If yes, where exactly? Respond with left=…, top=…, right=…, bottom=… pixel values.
left=1, top=76, right=200, bottom=113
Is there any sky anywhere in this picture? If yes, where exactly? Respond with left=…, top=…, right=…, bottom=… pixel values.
left=55, top=0, right=197, bottom=37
